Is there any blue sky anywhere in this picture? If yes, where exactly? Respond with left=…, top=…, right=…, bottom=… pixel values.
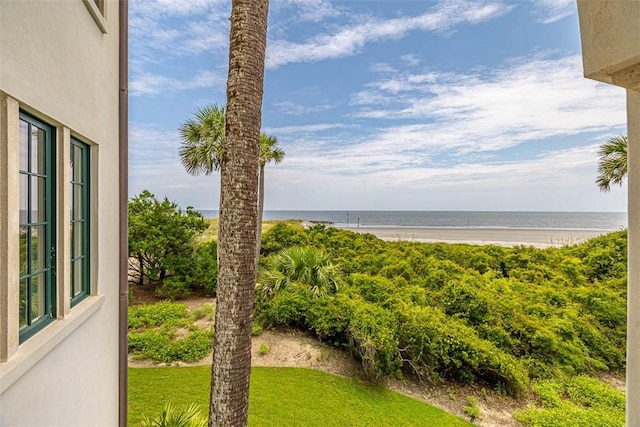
left=129, top=0, right=628, bottom=212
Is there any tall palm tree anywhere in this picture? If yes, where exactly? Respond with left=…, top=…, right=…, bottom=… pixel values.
left=179, top=108, right=284, bottom=260
left=597, top=134, right=628, bottom=192
left=210, top=0, right=269, bottom=425
left=256, top=134, right=284, bottom=262
left=178, top=104, right=226, bottom=176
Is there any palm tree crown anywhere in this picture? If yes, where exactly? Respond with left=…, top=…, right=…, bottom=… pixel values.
left=596, top=134, right=628, bottom=192
left=259, top=134, right=285, bottom=167
left=178, top=104, right=225, bottom=176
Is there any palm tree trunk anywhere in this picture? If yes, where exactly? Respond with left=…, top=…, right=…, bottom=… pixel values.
left=209, top=1, right=269, bottom=426
left=256, top=163, right=265, bottom=266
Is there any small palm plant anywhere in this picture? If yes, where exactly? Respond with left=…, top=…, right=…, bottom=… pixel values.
left=140, top=403, right=207, bottom=427
left=258, top=246, right=341, bottom=297
left=596, top=134, right=628, bottom=192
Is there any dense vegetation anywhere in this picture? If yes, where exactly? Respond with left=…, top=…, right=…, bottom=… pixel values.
left=129, top=366, right=473, bottom=426
left=128, top=301, right=214, bottom=363
left=128, top=191, right=218, bottom=298
left=127, top=211, right=627, bottom=423
left=515, top=375, right=625, bottom=426
left=255, top=223, right=627, bottom=398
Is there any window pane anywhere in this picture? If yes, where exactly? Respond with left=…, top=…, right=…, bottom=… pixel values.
left=20, top=227, right=28, bottom=277
left=73, top=184, right=84, bottom=221
left=30, top=273, right=45, bottom=322
left=32, top=176, right=47, bottom=223
left=19, top=120, right=28, bottom=172
left=72, top=259, right=85, bottom=297
left=32, top=225, right=47, bottom=274
left=73, top=222, right=83, bottom=258
left=19, top=173, right=28, bottom=223
left=19, top=279, right=27, bottom=328
left=31, top=126, right=46, bottom=174
left=73, top=145, right=83, bottom=183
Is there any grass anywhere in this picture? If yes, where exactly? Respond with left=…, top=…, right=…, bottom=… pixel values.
left=129, top=366, right=473, bottom=426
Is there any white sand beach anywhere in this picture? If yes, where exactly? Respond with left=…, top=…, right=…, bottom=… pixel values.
left=342, top=227, right=615, bottom=248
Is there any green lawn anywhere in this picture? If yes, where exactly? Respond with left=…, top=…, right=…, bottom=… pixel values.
left=129, top=366, right=473, bottom=426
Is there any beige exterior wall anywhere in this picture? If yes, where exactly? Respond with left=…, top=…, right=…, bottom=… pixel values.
left=627, top=90, right=640, bottom=427
left=577, top=0, right=640, bottom=89
left=0, top=0, right=120, bottom=425
left=578, top=1, right=640, bottom=425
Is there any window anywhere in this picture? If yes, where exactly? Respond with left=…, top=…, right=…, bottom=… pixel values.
left=18, top=112, right=56, bottom=343
left=70, top=139, right=90, bottom=305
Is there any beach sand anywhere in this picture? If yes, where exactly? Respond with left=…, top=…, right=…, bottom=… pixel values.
left=341, top=227, right=613, bottom=248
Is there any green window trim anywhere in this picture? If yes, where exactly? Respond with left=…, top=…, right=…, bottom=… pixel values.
left=18, top=112, right=56, bottom=343
left=70, top=138, right=90, bottom=306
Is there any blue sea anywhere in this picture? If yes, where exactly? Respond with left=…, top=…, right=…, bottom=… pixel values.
left=198, top=210, right=627, bottom=231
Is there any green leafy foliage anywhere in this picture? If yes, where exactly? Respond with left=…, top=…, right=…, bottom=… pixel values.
left=141, top=403, right=207, bottom=427
left=515, top=376, right=625, bottom=426
left=258, top=246, right=341, bottom=297
left=256, top=224, right=627, bottom=397
left=463, top=396, right=481, bottom=421
left=128, top=302, right=213, bottom=363
left=128, top=191, right=216, bottom=298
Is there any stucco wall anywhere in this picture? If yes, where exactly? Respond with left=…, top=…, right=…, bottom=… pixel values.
left=577, top=0, right=640, bottom=87
left=627, top=89, right=640, bottom=427
left=0, top=0, right=120, bottom=425
left=577, top=2, right=640, bottom=425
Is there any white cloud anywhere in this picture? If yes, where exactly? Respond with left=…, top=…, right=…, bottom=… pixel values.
left=263, top=123, right=358, bottom=135
left=130, top=70, right=225, bottom=96
left=254, top=52, right=626, bottom=209
left=272, top=101, right=336, bottom=116
left=280, top=0, right=341, bottom=22
left=350, top=54, right=626, bottom=155
left=529, top=0, right=576, bottom=24
left=400, top=54, right=421, bottom=67
left=266, top=1, right=514, bottom=68
left=129, top=125, right=179, bottom=164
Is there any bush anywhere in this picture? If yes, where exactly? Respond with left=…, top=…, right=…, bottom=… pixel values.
left=253, top=223, right=627, bottom=399
left=258, top=246, right=341, bottom=298
left=141, top=403, right=207, bottom=427
left=515, top=376, right=625, bottom=427
left=129, top=191, right=208, bottom=298
left=128, top=302, right=213, bottom=363
left=260, top=222, right=308, bottom=257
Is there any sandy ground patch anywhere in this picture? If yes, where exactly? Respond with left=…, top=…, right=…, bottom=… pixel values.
left=346, top=226, right=613, bottom=248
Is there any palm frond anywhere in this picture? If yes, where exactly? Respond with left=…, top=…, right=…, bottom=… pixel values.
left=178, top=104, right=226, bottom=176
left=596, top=134, right=628, bottom=192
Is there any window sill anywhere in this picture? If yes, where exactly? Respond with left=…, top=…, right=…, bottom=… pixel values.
left=0, top=294, right=104, bottom=394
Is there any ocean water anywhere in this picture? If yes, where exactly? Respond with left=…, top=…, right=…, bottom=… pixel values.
left=198, top=210, right=627, bottom=231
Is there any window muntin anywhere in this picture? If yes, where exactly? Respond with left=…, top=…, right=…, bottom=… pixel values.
left=18, top=113, right=56, bottom=342
left=70, top=139, right=90, bottom=305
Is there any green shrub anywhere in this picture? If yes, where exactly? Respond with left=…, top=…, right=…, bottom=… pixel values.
left=141, top=403, right=207, bottom=427
left=258, top=246, right=341, bottom=297
left=128, top=191, right=208, bottom=294
left=253, top=225, right=627, bottom=400
left=129, top=302, right=189, bottom=329
left=260, top=222, right=307, bottom=257
left=259, top=343, right=271, bottom=355
left=128, top=328, right=213, bottom=363
left=515, top=376, right=625, bottom=427
left=463, top=396, right=481, bottom=421
left=128, top=301, right=213, bottom=363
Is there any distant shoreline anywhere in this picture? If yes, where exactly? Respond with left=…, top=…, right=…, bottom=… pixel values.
left=340, top=226, right=615, bottom=248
